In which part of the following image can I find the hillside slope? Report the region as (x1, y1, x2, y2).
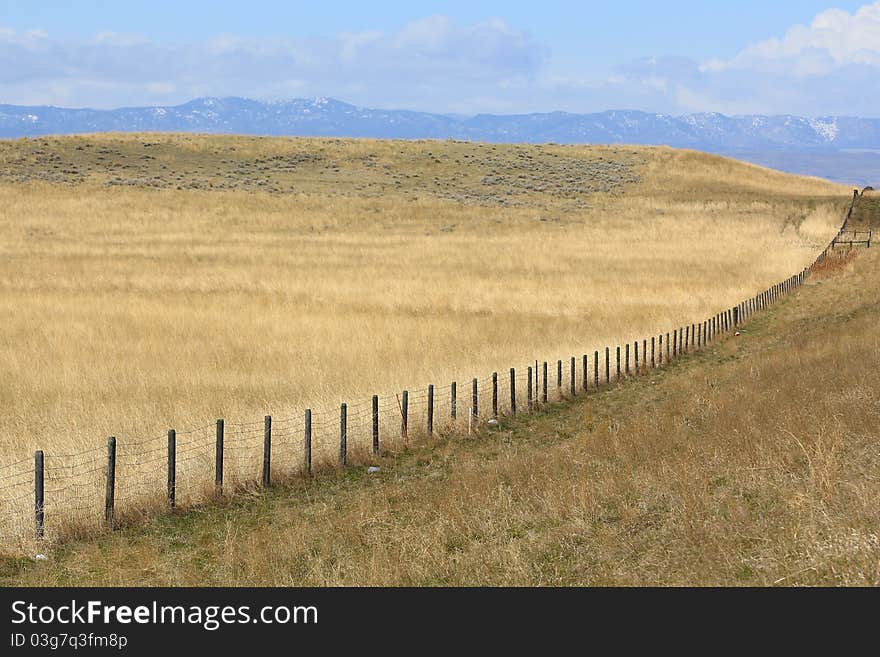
(4, 235, 878, 586)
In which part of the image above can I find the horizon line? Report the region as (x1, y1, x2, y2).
(1, 96, 877, 122)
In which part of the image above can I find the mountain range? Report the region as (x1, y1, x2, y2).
(2, 97, 878, 185)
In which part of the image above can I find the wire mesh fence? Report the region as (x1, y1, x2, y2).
(0, 191, 862, 554)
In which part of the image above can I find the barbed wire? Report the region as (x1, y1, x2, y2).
(0, 194, 860, 548)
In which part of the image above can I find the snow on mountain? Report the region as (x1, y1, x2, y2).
(1, 97, 879, 151)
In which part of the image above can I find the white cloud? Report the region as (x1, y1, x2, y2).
(0, 17, 546, 112)
(2, 7, 880, 117)
(607, 2, 880, 116)
(715, 2, 880, 72)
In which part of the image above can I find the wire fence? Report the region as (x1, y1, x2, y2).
(0, 190, 865, 554)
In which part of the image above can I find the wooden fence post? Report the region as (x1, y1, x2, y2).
(535, 361, 539, 400)
(428, 385, 434, 437)
(616, 348, 621, 381)
(472, 378, 478, 420)
(557, 359, 562, 393)
(492, 372, 498, 417)
(571, 356, 577, 395)
(372, 396, 379, 456)
(451, 382, 457, 419)
(666, 332, 670, 362)
(658, 334, 663, 366)
(634, 341, 639, 373)
(734, 306, 739, 327)
(305, 409, 312, 477)
(401, 392, 408, 445)
(582, 355, 588, 391)
(215, 419, 224, 495)
(339, 405, 347, 467)
(34, 450, 44, 539)
(651, 337, 655, 369)
(625, 343, 630, 375)
(594, 351, 599, 388)
(263, 415, 272, 485)
(673, 330, 677, 358)
(527, 366, 533, 411)
(509, 368, 516, 415)
(167, 429, 176, 510)
(105, 436, 116, 530)
(605, 347, 610, 384)
(543, 362, 548, 403)
(642, 340, 647, 370)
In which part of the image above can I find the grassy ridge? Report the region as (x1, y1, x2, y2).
(4, 238, 877, 586)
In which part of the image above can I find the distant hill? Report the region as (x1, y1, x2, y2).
(2, 96, 878, 185)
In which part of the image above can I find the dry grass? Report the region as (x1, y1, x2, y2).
(0, 134, 849, 552)
(3, 237, 877, 586)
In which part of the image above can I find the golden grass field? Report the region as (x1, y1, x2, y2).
(0, 133, 851, 553)
(3, 196, 878, 586)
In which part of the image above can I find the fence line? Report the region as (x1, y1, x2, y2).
(0, 190, 864, 553)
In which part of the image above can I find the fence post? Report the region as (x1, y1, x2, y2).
(492, 372, 498, 417)
(651, 337, 655, 368)
(472, 378, 478, 420)
(594, 351, 599, 388)
(339, 404, 347, 467)
(167, 429, 176, 510)
(734, 306, 739, 327)
(372, 395, 379, 456)
(658, 334, 663, 366)
(263, 415, 272, 486)
(673, 329, 677, 358)
(542, 362, 548, 402)
(666, 332, 670, 362)
(428, 385, 434, 437)
(615, 348, 621, 380)
(605, 347, 610, 384)
(509, 368, 516, 415)
(527, 367, 533, 411)
(401, 391, 408, 445)
(582, 355, 588, 391)
(642, 340, 647, 370)
(305, 409, 312, 477)
(34, 450, 44, 540)
(571, 356, 577, 395)
(451, 382, 457, 419)
(105, 436, 116, 530)
(557, 359, 562, 393)
(634, 341, 639, 373)
(215, 419, 224, 495)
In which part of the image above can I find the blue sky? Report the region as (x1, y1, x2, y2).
(1, 1, 879, 116)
